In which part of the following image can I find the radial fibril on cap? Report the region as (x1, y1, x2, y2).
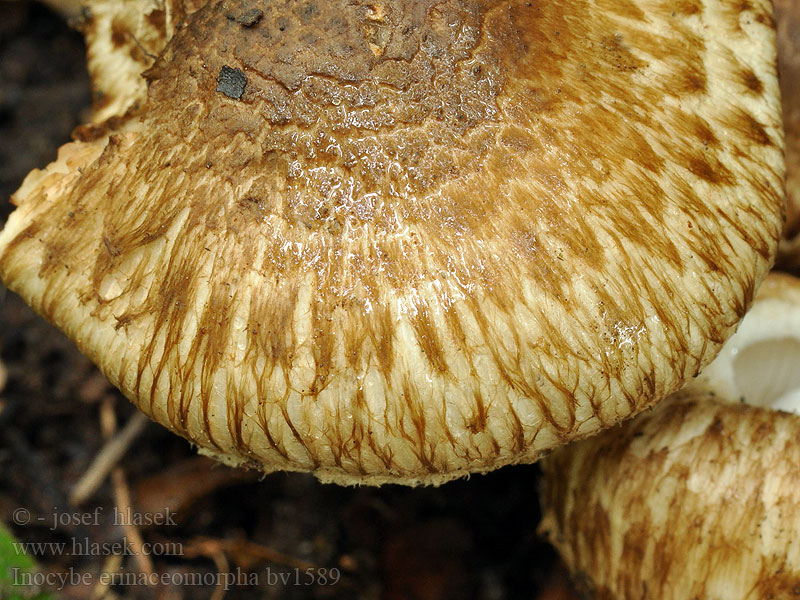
(0, 0, 785, 485)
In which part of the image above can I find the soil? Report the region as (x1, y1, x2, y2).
(0, 4, 577, 599)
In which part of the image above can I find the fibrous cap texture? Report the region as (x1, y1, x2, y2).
(0, 0, 785, 485)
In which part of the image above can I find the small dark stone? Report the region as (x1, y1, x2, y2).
(215, 66, 247, 100)
(225, 8, 263, 27)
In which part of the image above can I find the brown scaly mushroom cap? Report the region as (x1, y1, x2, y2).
(0, 0, 785, 485)
(538, 273, 800, 598)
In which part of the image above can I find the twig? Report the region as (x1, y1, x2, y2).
(184, 537, 316, 571)
(0, 358, 7, 394)
(98, 399, 154, 577)
(92, 554, 123, 599)
(111, 466, 154, 575)
(69, 409, 150, 506)
(209, 548, 230, 600)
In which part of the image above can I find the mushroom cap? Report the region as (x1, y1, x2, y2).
(0, 0, 785, 485)
(73, 0, 207, 125)
(538, 393, 800, 599)
(538, 272, 800, 598)
(77, 0, 171, 125)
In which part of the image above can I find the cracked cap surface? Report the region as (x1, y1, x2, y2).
(0, 0, 785, 484)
